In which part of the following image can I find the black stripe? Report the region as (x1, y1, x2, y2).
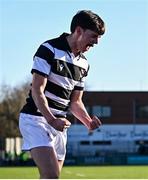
(21, 110, 43, 117)
(34, 45, 54, 64)
(46, 97, 68, 111)
(31, 69, 48, 77)
(54, 114, 66, 118)
(20, 91, 43, 116)
(51, 59, 85, 81)
(45, 81, 72, 100)
(46, 33, 71, 52)
(74, 86, 84, 91)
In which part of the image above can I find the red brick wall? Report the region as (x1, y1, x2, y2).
(68, 91, 148, 125)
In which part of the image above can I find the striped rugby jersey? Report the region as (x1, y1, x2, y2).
(21, 33, 89, 118)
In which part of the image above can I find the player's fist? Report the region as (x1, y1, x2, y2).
(50, 118, 71, 132)
(89, 116, 102, 130)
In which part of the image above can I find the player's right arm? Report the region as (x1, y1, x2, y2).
(70, 90, 101, 130)
(31, 73, 71, 131)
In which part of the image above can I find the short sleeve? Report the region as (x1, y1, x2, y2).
(74, 65, 90, 91)
(31, 42, 54, 77)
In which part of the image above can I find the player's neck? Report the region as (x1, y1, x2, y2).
(66, 34, 80, 57)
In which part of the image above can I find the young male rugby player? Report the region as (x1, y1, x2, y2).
(19, 10, 105, 179)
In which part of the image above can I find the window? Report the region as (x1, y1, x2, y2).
(136, 105, 148, 118)
(135, 140, 148, 145)
(80, 141, 90, 145)
(93, 141, 111, 145)
(92, 105, 111, 117)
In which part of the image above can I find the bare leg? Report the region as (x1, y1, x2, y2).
(30, 146, 60, 179)
(58, 160, 64, 172)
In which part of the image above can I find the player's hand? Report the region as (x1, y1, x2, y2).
(89, 116, 102, 130)
(50, 118, 71, 132)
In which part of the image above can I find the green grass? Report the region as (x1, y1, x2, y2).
(0, 166, 147, 179)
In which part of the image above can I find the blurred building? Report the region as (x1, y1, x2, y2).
(66, 91, 148, 164)
(1, 91, 148, 165)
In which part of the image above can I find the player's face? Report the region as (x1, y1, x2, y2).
(77, 28, 101, 53)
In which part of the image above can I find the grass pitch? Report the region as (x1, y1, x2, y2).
(0, 166, 147, 179)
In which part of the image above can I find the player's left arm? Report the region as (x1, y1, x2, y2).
(70, 90, 102, 130)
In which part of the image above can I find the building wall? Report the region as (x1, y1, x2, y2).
(67, 124, 148, 154)
(69, 91, 148, 124)
(66, 91, 148, 155)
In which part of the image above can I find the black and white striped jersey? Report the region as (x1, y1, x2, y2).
(21, 33, 89, 118)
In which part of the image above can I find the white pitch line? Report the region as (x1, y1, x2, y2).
(65, 170, 72, 174)
(76, 173, 86, 177)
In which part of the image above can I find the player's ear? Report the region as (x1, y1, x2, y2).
(75, 26, 84, 36)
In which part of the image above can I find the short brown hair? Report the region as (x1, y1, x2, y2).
(70, 10, 105, 35)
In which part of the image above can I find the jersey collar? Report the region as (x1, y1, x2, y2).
(58, 33, 72, 53)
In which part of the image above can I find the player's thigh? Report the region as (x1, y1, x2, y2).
(30, 146, 59, 176)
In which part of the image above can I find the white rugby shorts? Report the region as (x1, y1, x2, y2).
(19, 113, 67, 160)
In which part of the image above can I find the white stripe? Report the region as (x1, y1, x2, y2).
(45, 91, 70, 106)
(36, 42, 87, 89)
(48, 72, 78, 90)
(33, 56, 51, 75)
(75, 80, 85, 88)
(45, 46, 89, 70)
(54, 48, 89, 70)
(72, 56, 89, 70)
(75, 76, 86, 88)
(49, 107, 67, 116)
(43, 43, 72, 63)
(42, 42, 55, 53)
(54, 48, 71, 62)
